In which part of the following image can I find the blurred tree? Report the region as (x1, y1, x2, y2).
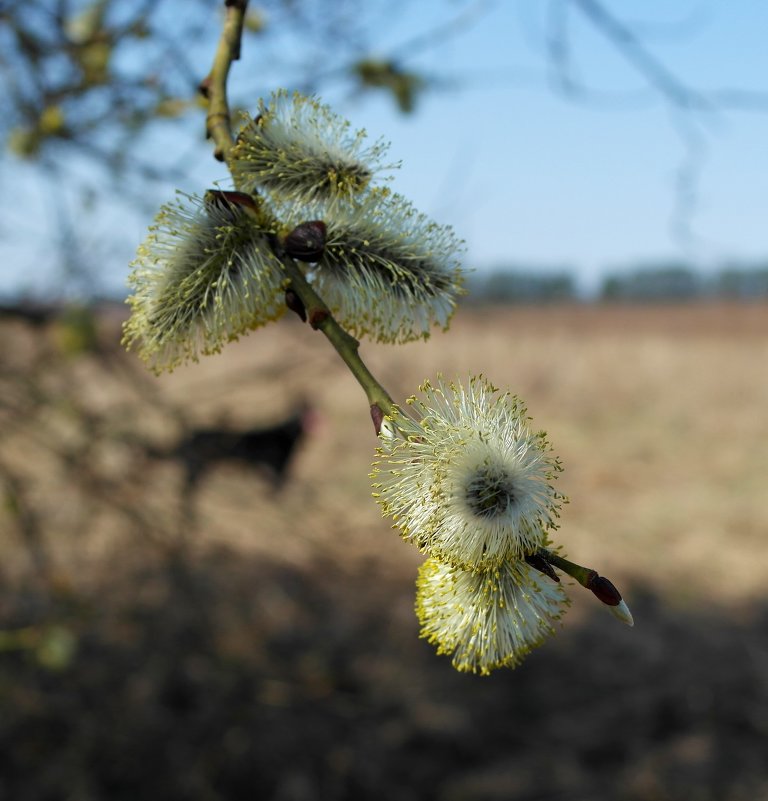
(600, 262, 702, 301)
(467, 268, 577, 304)
(0, 0, 449, 297)
(3, 1, 768, 299)
(2, 0, 205, 171)
(0, 0, 436, 174)
(714, 264, 768, 299)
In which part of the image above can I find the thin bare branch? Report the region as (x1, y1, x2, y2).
(201, 0, 248, 162)
(569, 0, 712, 111)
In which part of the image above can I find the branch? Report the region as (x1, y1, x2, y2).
(532, 548, 634, 626)
(279, 257, 397, 425)
(200, 0, 248, 162)
(569, 0, 712, 111)
(202, 0, 397, 433)
(550, 2, 768, 114)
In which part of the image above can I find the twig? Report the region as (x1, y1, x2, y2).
(569, 0, 712, 111)
(200, 0, 249, 162)
(279, 257, 396, 422)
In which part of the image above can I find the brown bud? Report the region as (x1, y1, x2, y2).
(285, 289, 307, 322)
(524, 553, 560, 583)
(198, 76, 212, 99)
(283, 221, 327, 263)
(204, 190, 259, 213)
(370, 404, 385, 435)
(588, 575, 622, 607)
(309, 309, 329, 330)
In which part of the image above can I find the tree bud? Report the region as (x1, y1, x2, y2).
(370, 403, 385, 434)
(587, 574, 622, 606)
(524, 552, 560, 582)
(283, 221, 327, 262)
(309, 309, 329, 329)
(204, 189, 259, 213)
(285, 289, 307, 322)
(608, 599, 634, 627)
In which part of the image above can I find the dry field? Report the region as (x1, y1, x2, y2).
(1, 302, 767, 800)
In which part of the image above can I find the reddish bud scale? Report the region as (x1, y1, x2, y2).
(198, 76, 212, 99)
(524, 553, 560, 583)
(309, 309, 329, 329)
(370, 403, 385, 435)
(204, 190, 259, 213)
(285, 289, 307, 322)
(283, 221, 327, 262)
(587, 575, 623, 606)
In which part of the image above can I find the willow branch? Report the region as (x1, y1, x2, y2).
(200, 0, 248, 162)
(279, 258, 397, 424)
(570, 0, 712, 112)
(538, 547, 632, 625)
(543, 549, 597, 588)
(203, 0, 397, 432)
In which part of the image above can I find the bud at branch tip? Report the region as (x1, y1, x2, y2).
(536, 548, 634, 626)
(609, 599, 634, 627)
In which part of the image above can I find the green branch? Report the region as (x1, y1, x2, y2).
(543, 550, 598, 589)
(279, 258, 397, 423)
(538, 548, 634, 625)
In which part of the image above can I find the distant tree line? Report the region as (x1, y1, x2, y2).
(465, 268, 577, 304)
(466, 263, 768, 304)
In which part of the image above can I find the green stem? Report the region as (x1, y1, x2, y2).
(280, 258, 397, 422)
(540, 549, 597, 588)
(541, 548, 632, 624)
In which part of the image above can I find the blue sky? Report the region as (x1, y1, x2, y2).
(329, 0, 768, 291)
(2, 0, 768, 297)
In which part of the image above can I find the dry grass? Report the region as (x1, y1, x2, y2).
(3, 302, 767, 605)
(154, 302, 768, 605)
(2, 302, 768, 801)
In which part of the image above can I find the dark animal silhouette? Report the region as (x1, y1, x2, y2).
(0, 303, 58, 327)
(155, 403, 317, 497)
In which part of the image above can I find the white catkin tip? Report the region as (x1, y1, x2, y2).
(609, 599, 634, 627)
